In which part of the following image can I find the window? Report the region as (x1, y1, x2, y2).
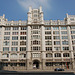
(32, 31, 39, 34)
(54, 47, 60, 51)
(62, 41, 68, 45)
(20, 36, 26, 40)
(20, 47, 26, 51)
(20, 41, 26, 45)
(45, 41, 52, 45)
(32, 40, 40, 45)
(12, 32, 18, 35)
(61, 27, 67, 30)
(3, 41, 9, 46)
(20, 32, 26, 35)
(46, 47, 52, 51)
(71, 35, 75, 39)
(11, 47, 18, 51)
(61, 31, 67, 34)
(32, 35, 40, 39)
(71, 31, 75, 34)
(46, 62, 53, 66)
(45, 36, 51, 40)
(11, 54, 17, 58)
(63, 53, 70, 57)
(19, 54, 26, 58)
(4, 32, 10, 35)
(73, 46, 75, 50)
(5, 27, 11, 30)
(62, 47, 69, 50)
(13, 27, 19, 30)
(33, 26, 39, 29)
(32, 53, 40, 58)
(46, 53, 52, 57)
(45, 31, 51, 34)
(62, 36, 68, 39)
(55, 53, 61, 57)
(21, 27, 27, 30)
(2, 54, 9, 58)
(54, 41, 60, 45)
(4, 36, 10, 40)
(32, 46, 40, 51)
(53, 31, 59, 34)
(53, 27, 59, 30)
(45, 27, 51, 30)
(12, 42, 18, 46)
(54, 36, 60, 39)
(12, 36, 18, 40)
(72, 40, 75, 45)
(70, 26, 75, 29)
(3, 47, 9, 51)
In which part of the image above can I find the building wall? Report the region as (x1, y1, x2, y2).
(0, 7, 75, 71)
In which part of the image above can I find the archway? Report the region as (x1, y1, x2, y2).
(33, 60, 40, 69)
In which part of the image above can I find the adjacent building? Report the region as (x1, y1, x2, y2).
(0, 6, 75, 71)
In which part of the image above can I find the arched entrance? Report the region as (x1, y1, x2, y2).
(33, 60, 40, 69)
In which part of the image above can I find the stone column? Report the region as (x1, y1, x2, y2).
(41, 26, 45, 70)
(26, 26, 31, 70)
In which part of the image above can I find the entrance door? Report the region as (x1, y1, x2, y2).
(33, 60, 39, 69)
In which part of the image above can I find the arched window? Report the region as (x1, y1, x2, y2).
(55, 53, 61, 57)
(63, 53, 70, 57)
(2, 54, 9, 58)
(46, 53, 52, 57)
(11, 53, 17, 58)
(19, 54, 26, 58)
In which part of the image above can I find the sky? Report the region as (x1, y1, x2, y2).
(0, 0, 75, 21)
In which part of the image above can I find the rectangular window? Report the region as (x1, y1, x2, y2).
(45, 41, 52, 45)
(54, 47, 60, 51)
(45, 31, 51, 34)
(5, 27, 11, 30)
(54, 36, 60, 39)
(71, 31, 75, 34)
(32, 53, 40, 58)
(61, 31, 67, 34)
(4, 36, 10, 40)
(72, 40, 75, 45)
(62, 41, 68, 45)
(12, 42, 18, 46)
(46, 47, 52, 51)
(11, 47, 18, 51)
(53, 31, 59, 34)
(73, 46, 75, 50)
(61, 27, 67, 30)
(62, 36, 68, 39)
(32, 47, 40, 51)
(32, 31, 39, 34)
(12, 36, 18, 40)
(45, 36, 51, 40)
(20, 41, 26, 45)
(20, 47, 26, 51)
(12, 32, 18, 35)
(70, 26, 75, 29)
(20, 36, 26, 40)
(54, 41, 60, 45)
(45, 27, 51, 30)
(20, 32, 26, 35)
(4, 32, 10, 35)
(13, 27, 19, 30)
(62, 47, 69, 50)
(32, 35, 40, 39)
(3, 41, 9, 46)
(3, 47, 9, 51)
(71, 35, 75, 39)
(21, 27, 27, 30)
(53, 27, 59, 30)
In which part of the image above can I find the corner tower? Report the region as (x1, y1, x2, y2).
(28, 6, 44, 24)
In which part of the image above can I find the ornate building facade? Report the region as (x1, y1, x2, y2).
(0, 6, 75, 71)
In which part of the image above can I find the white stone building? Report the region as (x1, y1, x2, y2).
(0, 6, 75, 71)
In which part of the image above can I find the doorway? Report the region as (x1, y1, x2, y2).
(33, 60, 39, 69)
